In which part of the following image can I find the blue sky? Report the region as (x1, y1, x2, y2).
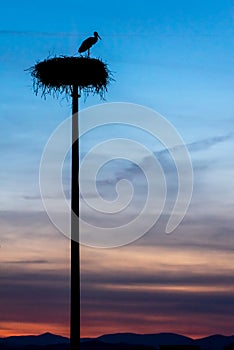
(0, 0, 234, 338)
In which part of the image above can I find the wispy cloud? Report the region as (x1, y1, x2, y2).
(150, 133, 233, 163)
(184, 133, 233, 153)
(3, 259, 49, 264)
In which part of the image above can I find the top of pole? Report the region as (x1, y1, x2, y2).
(71, 85, 81, 99)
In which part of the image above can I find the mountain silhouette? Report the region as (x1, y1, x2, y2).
(81, 340, 156, 350)
(0, 332, 69, 347)
(1, 332, 234, 350)
(196, 335, 234, 350)
(98, 333, 194, 346)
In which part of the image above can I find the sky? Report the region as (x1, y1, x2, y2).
(0, 0, 234, 340)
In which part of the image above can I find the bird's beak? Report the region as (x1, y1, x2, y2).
(98, 34, 102, 40)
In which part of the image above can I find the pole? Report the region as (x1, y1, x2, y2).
(70, 84, 80, 350)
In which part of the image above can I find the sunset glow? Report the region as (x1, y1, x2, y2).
(0, 0, 234, 341)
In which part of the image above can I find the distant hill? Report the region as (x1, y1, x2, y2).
(0, 344, 69, 350)
(98, 332, 194, 347)
(81, 340, 157, 350)
(196, 335, 234, 350)
(98, 333, 234, 350)
(0, 332, 69, 347)
(0, 332, 234, 350)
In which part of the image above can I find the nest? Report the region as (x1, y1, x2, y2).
(27, 56, 112, 99)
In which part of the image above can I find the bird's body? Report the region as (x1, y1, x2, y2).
(78, 31, 101, 56)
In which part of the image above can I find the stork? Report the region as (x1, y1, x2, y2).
(78, 31, 101, 57)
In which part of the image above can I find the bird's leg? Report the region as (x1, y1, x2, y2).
(88, 48, 90, 57)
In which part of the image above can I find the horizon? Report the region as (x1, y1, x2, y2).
(2, 330, 234, 341)
(1, 0, 234, 341)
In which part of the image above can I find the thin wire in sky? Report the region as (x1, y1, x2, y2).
(0, 30, 232, 38)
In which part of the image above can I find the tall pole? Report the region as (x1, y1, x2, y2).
(70, 84, 80, 350)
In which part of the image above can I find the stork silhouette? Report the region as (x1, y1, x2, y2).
(78, 31, 101, 57)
